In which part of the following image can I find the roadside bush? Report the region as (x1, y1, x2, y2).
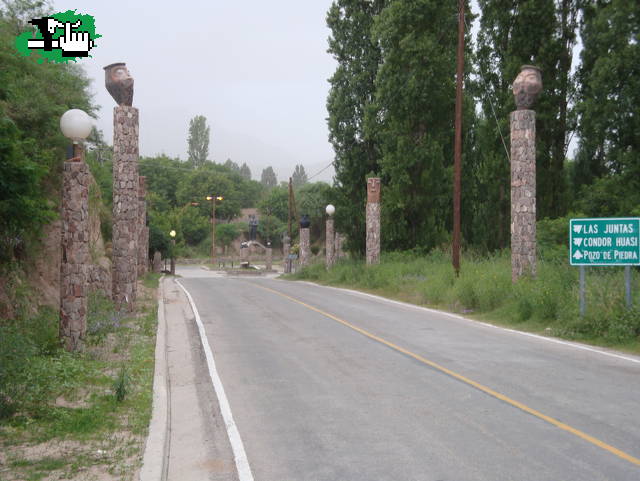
(87, 291, 123, 345)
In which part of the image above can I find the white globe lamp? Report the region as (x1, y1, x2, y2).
(60, 109, 93, 143)
(325, 204, 335, 216)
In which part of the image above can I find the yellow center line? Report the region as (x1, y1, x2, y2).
(253, 282, 640, 468)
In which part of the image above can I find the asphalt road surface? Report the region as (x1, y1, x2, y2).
(178, 272, 640, 481)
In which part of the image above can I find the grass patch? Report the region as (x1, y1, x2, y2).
(142, 272, 161, 289)
(0, 281, 159, 480)
(288, 249, 640, 352)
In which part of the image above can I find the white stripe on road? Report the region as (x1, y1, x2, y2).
(176, 280, 255, 481)
(295, 281, 640, 365)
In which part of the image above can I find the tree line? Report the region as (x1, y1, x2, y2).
(327, 0, 639, 255)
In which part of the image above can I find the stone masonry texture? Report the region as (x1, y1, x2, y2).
(510, 109, 537, 281)
(60, 161, 90, 351)
(326, 218, 335, 269)
(137, 176, 148, 276)
(112, 106, 139, 310)
(366, 178, 381, 265)
(300, 227, 311, 268)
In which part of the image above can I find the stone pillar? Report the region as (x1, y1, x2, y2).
(510, 110, 537, 281)
(266, 247, 273, 271)
(283, 236, 291, 274)
(112, 106, 139, 310)
(299, 228, 311, 268)
(240, 245, 249, 264)
(326, 217, 335, 269)
(366, 178, 381, 265)
(153, 251, 162, 273)
(60, 158, 90, 352)
(137, 176, 147, 277)
(336, 233, 346, 260)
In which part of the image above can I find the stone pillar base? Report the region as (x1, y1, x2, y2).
(60, 160, 90, 352)
(300, 228, 311, 267)
(326, 218, 335, 269)
(366, 203, 381, 265)
(112, 106, 139, 310)
(510, 109, 537, 281)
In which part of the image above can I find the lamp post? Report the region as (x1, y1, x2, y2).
(59, 108, 93, 352)
(169, 229, 176, 275)
(206, 195, 223, 267)
(325, 204, 336, 269)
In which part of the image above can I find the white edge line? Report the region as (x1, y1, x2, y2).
(290, 280, 640, 365)
(176, 280, 255, 481)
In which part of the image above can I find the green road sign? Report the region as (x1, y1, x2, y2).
(570, 218, 640, 266)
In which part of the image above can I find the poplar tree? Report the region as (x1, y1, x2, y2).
(573, 0, 639, 215)
(187, 115, 210, 167)
(240, 162, 252, 180)
(291, 164, 308, 188)
(371, 0, 462, 250)
(326, 0, 385, 255)
(260, 166, 278, 189)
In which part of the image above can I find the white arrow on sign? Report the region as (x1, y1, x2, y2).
(573, 238, 583, 246)
(573, 225, 583, 233)
(573, 250, 583, 260)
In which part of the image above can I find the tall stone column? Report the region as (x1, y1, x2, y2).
(299, 228, 310, 268)
(335, 232, 343, 260)
(510, 65, 542, 282)
(326, 217, 335, 269)
(266, 245, 273, 271)
(137, 176, 147, 277)
(366, 178, 381, 265)
(60, 157, 90, 352)
(112, 105, 139, 310)
(283, 235, 291, 273)
(299, 214, 311, 268)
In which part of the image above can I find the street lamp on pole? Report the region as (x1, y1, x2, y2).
(206, 195, 224, 267)
(169, 229, 176, 275)
(59, 108, 93, 351)
(325, 204, 336, 269)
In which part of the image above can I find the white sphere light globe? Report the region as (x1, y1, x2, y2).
(326, 204, 335, 216)
(60, 109, 93, 142)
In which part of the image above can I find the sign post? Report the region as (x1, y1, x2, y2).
(570, 218, 640, 315)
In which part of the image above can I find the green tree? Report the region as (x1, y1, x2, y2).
(258, 186, 289, 224)
(239, 162, 251, 180)
(291, 164, 308, 188)
(0, 113, 53, 260)
(216, 223, 240, 254)
(371, 0, 463, 250)
(260, 166, 278, 189)
(326, 0, 384, 255)
(573, 0, 639, 216)
(0, 2, 95, 261)
(224, 158, 240, 173)
(175, 164, 243, 220)
(139, 155, 185, 209)
(187, 115, 210, 167)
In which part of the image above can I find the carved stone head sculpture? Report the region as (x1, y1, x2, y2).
(104, 62, 134, 106)
(367, 177, 381, 203)
(512, 65, 542, 110)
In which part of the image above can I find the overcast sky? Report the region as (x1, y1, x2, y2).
(51, 0, 338, 183)
(50, 1, 492, 183)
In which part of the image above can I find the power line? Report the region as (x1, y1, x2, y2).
(307, 161, 335, 182)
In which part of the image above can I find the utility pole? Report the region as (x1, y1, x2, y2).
(453, 0, 465, 277)
(288, 177, 293, 241)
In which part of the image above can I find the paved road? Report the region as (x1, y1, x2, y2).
(178, 272, 640, 481)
